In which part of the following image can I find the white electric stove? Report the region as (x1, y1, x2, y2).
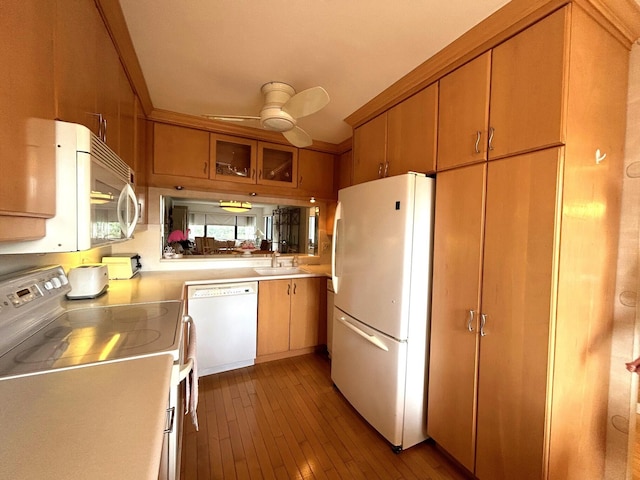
(0, 265, 183, 380)
(0, 265, 189, 480)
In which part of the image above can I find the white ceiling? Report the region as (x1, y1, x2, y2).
(119, 0, 509, 145)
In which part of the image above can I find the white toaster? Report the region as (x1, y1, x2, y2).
(66, 265, 109, 299)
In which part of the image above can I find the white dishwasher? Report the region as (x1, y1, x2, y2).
(187, 282, 258, 376)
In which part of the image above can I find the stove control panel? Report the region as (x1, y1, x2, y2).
(0, 266, 71, 311)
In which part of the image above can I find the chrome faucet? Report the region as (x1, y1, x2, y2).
(271, 251, 281, 268)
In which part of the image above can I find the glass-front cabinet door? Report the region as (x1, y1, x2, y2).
(209, 133, 257, 184)
(257, 141, 298, 188)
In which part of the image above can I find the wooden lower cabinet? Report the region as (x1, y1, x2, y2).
(257, 277, 324, 359)
(428, 149, 559, 479)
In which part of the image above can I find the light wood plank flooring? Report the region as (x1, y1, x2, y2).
(180, 353, 468, 480)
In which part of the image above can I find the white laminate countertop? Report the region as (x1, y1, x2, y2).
(0, 354, 174, 480)
(63, 264, 331, 307)
(0, 263, 330, 480)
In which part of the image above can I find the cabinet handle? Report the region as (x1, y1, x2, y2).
(259, 169, 263, 179)
(293, 283, 297, 294)
(203, 162, 207, 174)
(102, 118, 107, 143)
(378, 163, 383, 177)
(474, 131, 481, 154)
(252, 168, 256, 179)
(488, 127, 495, 151)
(480, 313, 487, 337)
(299, 176, 303, 185)
(287, 284, 290, 295)
(164, 406, 175, 434)
(467, 310, 475, 332)
(383, 161, 389, 177)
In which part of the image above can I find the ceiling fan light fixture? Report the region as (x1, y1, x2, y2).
(262, 116, 295, 132)
(220, 200, 252, 213)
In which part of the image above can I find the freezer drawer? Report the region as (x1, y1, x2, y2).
(331, 307, 408, 449)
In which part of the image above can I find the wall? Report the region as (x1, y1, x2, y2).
(606, 39, 640, 479)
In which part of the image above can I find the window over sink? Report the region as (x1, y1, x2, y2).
(161, 195, 320, 257)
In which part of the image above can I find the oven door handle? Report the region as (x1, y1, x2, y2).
(178, 358, 193, 382)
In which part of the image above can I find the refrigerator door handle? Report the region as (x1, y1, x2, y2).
(337, 316, 389, 352)
(331, 201, 342, 293)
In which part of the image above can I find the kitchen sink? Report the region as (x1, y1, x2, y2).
(253, 267, 303, 276)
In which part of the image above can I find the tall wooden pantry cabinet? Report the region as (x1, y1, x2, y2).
(427, 3, 634, 480)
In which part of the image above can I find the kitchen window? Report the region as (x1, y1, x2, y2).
(188, 213, 256, 241)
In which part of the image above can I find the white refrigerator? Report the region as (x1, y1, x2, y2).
(331, 172, 434, 451)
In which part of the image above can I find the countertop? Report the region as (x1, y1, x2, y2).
(64, 264, 331, 307)
(0, 354, 174, 480)
(3, 263, 330, 479)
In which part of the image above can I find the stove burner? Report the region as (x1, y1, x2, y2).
(61, 305, 170, 327)
(13, 329, 162, 365)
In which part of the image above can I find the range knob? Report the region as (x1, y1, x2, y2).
(58, 274, 69, 286)
(43, 281, 53, 291)
(51, 277, 62, 289)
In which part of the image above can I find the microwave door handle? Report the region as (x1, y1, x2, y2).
(125, 184, 139, 238)
(117, 184, 139, 238)
(117, 188, 127, 238)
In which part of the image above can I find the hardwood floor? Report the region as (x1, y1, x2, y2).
(180, 353, 468, 480)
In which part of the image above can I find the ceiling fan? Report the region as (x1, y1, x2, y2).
(203, 82, 330, 148)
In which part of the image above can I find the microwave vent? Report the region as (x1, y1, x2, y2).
(89, 133, 131, 184)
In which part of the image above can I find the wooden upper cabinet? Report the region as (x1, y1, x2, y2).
(437, 52, 491, 170)
(55, 0, 101, 134)
(336, 150, 353, 191)
(210, 133, 257, 184)
(353, 113, 387, 185)
(257, 141, 298, 188)
(298, 150, 335, 197)
(56, 0, 137, 167)
(489, 8, 567, 159)
(95, 20, 122, 153)
(153, 123, 210, 178)
(387, 83, 438, 175)
(0, 0, 56, 240)
(353, 83, 437, 185)
(118, 66, 136, 169)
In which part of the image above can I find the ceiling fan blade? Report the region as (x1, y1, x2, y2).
(282, 126, 313, 148)
(282, 86, 330, 119)
(203, 114, 261, 122)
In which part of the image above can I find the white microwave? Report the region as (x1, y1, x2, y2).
(0, 121, 138, 254)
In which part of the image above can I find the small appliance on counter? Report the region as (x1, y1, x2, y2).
(66, 264, 109, 299)
(101, 254, 141, 279)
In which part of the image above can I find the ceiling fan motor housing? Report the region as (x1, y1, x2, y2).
(260, 83, 297, 132)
